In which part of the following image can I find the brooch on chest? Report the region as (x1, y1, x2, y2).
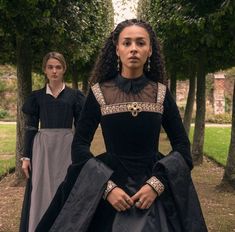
(127, 102, 141, 117)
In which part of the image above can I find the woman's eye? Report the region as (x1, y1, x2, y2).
(137, 41, 145, 46)
(56, 65, 62, 70)
(123, 41, 131, 46)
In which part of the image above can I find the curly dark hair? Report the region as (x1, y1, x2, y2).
(89, 19, 167, 85)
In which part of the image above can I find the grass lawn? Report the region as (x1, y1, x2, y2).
(0, 124, 16, 176)
(0, 157, 15, 177)
(0, 124, 16, 154)
(190, 127, 231, 166)
(0, 124, 231, 176)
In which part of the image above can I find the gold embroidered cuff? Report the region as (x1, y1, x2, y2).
(103, 180, 117, 200)
(146, 176, 164, 196)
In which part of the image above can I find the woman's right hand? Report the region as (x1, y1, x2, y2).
(107, 187, 134, 212)
(22, 160, 31, 179)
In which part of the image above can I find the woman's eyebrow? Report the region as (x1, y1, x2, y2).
(122, 37, 147, 40)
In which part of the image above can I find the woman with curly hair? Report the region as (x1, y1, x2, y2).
(36, 19, 207, 232)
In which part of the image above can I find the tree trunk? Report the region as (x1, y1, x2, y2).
(169, 71, 177, 100)
(222, 80, 235, 189)
(15, 36, 32, 180)
(82, 76, 89, 95)
(192, 56, 206, 165)
(183, 71, 196, 135)
(71, 63, 78, 89)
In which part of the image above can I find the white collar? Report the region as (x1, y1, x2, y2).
(46, 83, 65, 97)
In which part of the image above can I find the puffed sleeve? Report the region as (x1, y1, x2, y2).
(71, 88, 101, 166)
(152, 88, 193, 183)
(21, 91, 40, 159)
(73, 90, 85, 128)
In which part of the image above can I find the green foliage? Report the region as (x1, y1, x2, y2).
(138, 0, 235, 79)
(32, 73, 45, 90)
(0, 79, 6, 92)
(0, 109, 9, 119)
(0, 0, 114, 83)
(206, 113, 232, 124)
(49, 1, 114, 62)
(225, 95, 232, 113)
(0, 0, 57, 33)
(225, 67, 235, 77)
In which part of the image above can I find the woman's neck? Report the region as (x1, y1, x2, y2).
(121, 69, 143, 79)
(48, 81, 64, 97)
(48, 81, 63, 90)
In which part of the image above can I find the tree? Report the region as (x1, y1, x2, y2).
(138, 0, 198, 131)
(138, 0, 235, 165)
(0, 0, 114, 180)
(222, 79, 235, 188)
(66, 0, 114, 92)
(0, 0, 55, 180)
(221, 67, 235, 188)
(183, 70, 196, 135)
(47, 0, 114, 91)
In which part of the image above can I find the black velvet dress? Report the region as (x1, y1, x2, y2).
(36, 75, 207, 232)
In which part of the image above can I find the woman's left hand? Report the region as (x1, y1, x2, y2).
(131, 184, 158, 209)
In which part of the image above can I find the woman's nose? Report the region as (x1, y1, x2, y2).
(130, 43, 137, 52)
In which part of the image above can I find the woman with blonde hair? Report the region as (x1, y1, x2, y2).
(19, 52, 84, 232)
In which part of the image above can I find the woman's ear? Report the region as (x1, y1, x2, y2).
(149, 47, 152, 57)
(116, 45, 119, 57)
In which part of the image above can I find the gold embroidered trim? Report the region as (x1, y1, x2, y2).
(103, 180, 117, 199)
(146, 176, 165, 196)
(91, 82, 167, 117)
(101, 102, 163, 116)
(91, 83, 106, 106)
(157, 83, 167, 106)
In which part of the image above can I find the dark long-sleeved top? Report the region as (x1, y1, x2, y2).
(36, 74, 195, 231)
(22, 86, 85, 159)
(71, 74, 193, 187)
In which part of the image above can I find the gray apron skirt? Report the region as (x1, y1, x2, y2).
(28, 129, 73, 232)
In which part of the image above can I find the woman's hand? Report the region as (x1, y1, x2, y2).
(107, 187, 134, 212)
(22, 160, 31, 179)
(131, 184, 158, 209)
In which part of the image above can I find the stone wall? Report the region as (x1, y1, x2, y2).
(213, 72, 225, 114)
(175, 74, 234, 115)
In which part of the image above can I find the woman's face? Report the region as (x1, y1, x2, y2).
(116, 25, 152, 76)
(44, 58, 65, 83)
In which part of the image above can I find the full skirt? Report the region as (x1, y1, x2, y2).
(20, 129, 73, 232)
